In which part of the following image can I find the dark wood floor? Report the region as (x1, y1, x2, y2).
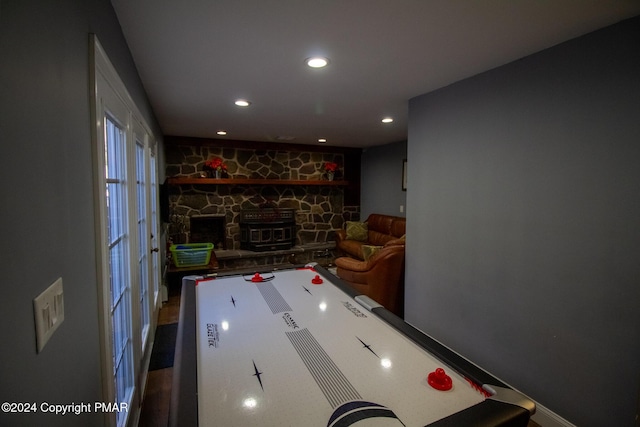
(138, 286, 542, 427)
(139, 289, 180, 427)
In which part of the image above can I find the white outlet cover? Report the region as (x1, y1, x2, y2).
(33, 277, 64, 353)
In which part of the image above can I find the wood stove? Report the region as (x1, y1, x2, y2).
(240, 208, 296, 251)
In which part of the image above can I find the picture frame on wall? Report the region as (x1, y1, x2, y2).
(402, 159, 407, 191)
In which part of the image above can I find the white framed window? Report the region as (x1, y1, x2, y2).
(90, 35, 160, 427)
(105, 115, 134, 427)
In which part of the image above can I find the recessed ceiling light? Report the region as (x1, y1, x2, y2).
(381, 117, 394, 123)
(306, 57, 329, 68)
(217, 130, 227, 135)
(235, 99, 251, 107)
(318, 138, 327, 143)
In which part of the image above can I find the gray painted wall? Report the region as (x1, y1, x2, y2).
(361, 140, 408, 218)
(0, 1, 161, 425)
(406, 17, 639, 426)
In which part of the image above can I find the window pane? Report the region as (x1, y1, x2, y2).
(104, 115, 134, 425)
(136, 141, 149, 344)
(150, 151, 159, 295)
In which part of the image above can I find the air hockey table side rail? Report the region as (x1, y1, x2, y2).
(169, 264, 535, 427)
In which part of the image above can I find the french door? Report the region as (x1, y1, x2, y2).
(91, 36, 160, 427)
(134, 126, 150, 350)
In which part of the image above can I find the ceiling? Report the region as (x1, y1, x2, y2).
(111, 0, 640, 148)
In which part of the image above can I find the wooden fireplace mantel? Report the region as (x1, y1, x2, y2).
(166, 177, 349, 186)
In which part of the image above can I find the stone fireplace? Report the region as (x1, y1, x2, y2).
(165, 141, 361, 250)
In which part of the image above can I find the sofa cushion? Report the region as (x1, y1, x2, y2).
(339, 239, 365, 260)
(362, 244, 383, 262)
(368, 230, 395, 246)
(384, 234, 406, 247)
(367, 214, 394, 234)
(345, 221, 368, 241)
(390, 219, 406, 238)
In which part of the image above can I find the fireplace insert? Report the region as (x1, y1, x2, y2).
(239, 208, 296, 251)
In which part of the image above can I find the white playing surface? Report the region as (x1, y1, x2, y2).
(195, 268, 484, 426)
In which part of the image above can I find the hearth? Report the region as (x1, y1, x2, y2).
(240, 208, 296, 252)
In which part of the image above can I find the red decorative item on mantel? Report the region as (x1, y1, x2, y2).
(324, 162, 338, 172)
(204, 157, 228, 178)
(324, 162, 338, 181)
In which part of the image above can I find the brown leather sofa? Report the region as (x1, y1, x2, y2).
(335, 214, 406, 260)
(334, 214, 406, 317)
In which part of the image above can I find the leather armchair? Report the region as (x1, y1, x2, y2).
(335, 242, 405, 317)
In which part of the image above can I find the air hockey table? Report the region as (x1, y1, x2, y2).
(170, 265, 535, 427)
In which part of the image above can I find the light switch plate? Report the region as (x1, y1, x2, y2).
(33, 277, 64, 353)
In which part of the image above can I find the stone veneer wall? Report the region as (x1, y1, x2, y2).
(165, 144, 360, 249)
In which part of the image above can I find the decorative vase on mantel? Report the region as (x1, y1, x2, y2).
(323, 162, 338, 181)
(205, 169, 222, 178)
(204, 157, 227, 179)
